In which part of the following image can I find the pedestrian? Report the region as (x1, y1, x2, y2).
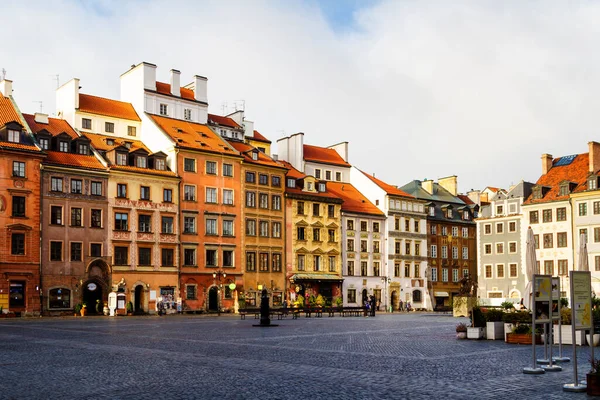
(370, 295, 376, 317)
(399, 300, 403, 312)
(364, 299, 370, 317)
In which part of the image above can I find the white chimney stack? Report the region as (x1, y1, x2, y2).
(194, 75, 208, 103)
(0, 79, 13, 97)
(170, 69, 181, 97)
(34, 113, 49, 124)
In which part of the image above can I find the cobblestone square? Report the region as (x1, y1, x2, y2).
(0, 313, 594, 399)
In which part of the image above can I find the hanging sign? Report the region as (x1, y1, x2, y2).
(533, 275, 551, 323)
(571, 271, 592, 330)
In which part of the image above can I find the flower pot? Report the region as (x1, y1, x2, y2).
(467, 327, 485, 339)
(456, 332, 467, 339)
(587, 334, 600, 347)
(553, 325, 584, 345)
(103, 306, 109, 316)
(506, 332, 542, 345)
(486, 321, 505, 340)
(587, 373, 600, 396)
(80, 307, 87, 317)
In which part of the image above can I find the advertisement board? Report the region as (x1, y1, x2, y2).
(534, 274, 552, 323)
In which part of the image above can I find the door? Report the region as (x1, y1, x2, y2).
(391, 291, 397, 312)
(134, 285, 143, 314)
(9, 281, 25, 309)
(82, 281, 103, 314)
(208, 286, 218, 311)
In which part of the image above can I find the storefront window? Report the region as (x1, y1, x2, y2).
(49, 288, 71, 309)
(272, 292, 282, 306)
(9, 281, 25, 307)
(246, 292, 256, 307)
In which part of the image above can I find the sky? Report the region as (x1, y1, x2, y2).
(2, 0, 600, 194)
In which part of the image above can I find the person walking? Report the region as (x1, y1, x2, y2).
(370, 295, 376, 317)
(399, 300, 404, 312)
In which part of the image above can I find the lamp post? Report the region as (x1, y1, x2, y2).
(381, 276, 392, 312)
(212, 270, 226, 316)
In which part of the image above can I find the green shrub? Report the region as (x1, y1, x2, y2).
(316, 294, 325, 307)
(471, 306, 486, 327)
(500, 301, 515, 311)
(74, 303, 82, 314)
(295, 294, 304, 308)
(502, 311, 531, 324)
(335, 297, 343, 308)
(512, 324, 531, 334)
(485, 308, 504, 322)
(560, 297, 569, 308)
(561, 307, 572, 325)
(126, 301, 133, 313)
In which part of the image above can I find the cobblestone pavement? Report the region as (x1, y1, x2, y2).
(0, 313, 596, 399)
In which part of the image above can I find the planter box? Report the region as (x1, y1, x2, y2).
(486, 321, 504, 340)
(467, 327, 486, 339)
(553, 325, 584, 345)
(506, 333, 542, 345)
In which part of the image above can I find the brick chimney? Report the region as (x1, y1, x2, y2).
(589, 142, 600, 173)
(170, 69, 180, 97)
(541, 153, 553, 175)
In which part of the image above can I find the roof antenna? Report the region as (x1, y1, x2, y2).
(33, 101, 43, 113)
(221, 101, 228, 115)
(50, 74, 60, 89)
(1, 68, 6, 80)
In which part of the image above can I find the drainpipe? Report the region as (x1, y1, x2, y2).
(39, 163, 44, 316)
(176, 148, 181, 310)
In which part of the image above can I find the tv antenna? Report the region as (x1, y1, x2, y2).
(1, 68, 6, 81)
(50, 74, 59, 89)
(232, 100, 245, 112)
(33, 101, 43, 113)
(221, 101, 228, 115)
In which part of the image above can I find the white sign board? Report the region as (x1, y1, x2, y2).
(533, 274, 551, 323)
(571, 271, 592, 330)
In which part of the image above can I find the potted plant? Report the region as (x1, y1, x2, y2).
(588, 357, 600, 396)
(294, 294, 304, 308)
(587, 307, 600, 346)
(506, 324, 542, 344)
(485, 308, 505, 340)
(500, 301, 515, 312)
(467, 306, 486, 339)
(335, 296, 343, 310)
(456, 322, 468, 339)
(74, 303, 82, 316)
(316, 294, 325, 308)
(80, 302, 87, 317)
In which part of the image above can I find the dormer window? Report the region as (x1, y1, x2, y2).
(106, 139, 115, 146)
(307, 182, 314, 191)
(124, 142, 132, 149)
(251, 151, 258, 161)
(59, 141, 69, 152)
(39, 138, 49, 150)
(116, 152, 127, 166)
(78, 144, 88, 155)
(8, 129, 20, 143)
(317, 183, 326, 192)
(287, 178, 296, 188)
(155, 158, 166, 171)
(589, 176, 598, 191)
(429, 206, 435, 217)
(533, 186, 543, 199)
(447, 209, 453, 218)
(136, 156, 147, 168)
(463, 210, 469, 220)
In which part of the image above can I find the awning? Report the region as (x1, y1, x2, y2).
(434, 291, 450, 297)
(290, 273, 344, 282)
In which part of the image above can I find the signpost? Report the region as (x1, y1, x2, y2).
(524, 274, 551, 374)
(542, 277, 561, 371)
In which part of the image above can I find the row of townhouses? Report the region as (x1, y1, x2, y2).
(0, 61, 482, 317)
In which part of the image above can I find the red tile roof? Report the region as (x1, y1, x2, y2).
(525, 153, 590, 204)
(303, 144, 350, 167)
(44, 151, 106, 171)
(252, 130, 271, 144)
(227, 141, 283, 169)
(327, 182, 384, 216)
(457, 194, 475, 205)
(78, 94, 141, 121)
(155, 81, 196, 101)
(110, 165, 177, 177)
(486, 186, 500, 193)
(207, 113, 241, 129)
(360, 170, 414, 198)
(278, 160, 340, 200)
(23, 114, 78, 139)
(0, 96, 23, 126)
(149, 114, 239, 156)
(278, 160, 304, 179)
(0, 141, 41, 152)
(83, 131, 150, 153)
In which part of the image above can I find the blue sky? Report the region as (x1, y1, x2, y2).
(311, 0, 379, 31)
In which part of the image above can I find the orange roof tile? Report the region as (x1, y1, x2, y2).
(23, 114, 78, 139)
(0, 141, 41, 152)
(78, 94, 141, 121)
(82, 132, 150, 153)
(277, 160, 340, 200)
(303, 144, 350, 167)
(525, 153, 590, 204)
(457, 194, 475, 205)
(149, 114, 239, 156)
(278, 160, 304, 179)
(155, 81, 196, 101)
(486, 186, 500, 193)
(207, 113, 241, 129)
(227, 141, 283, 169)
(111, 165, 177, 177)
(0, 96, 23, 126)
(44, 151, 106, 171)
(327, 182, 384, 216)
(252, 130, 271, 144)
(360, 170, 414, 198)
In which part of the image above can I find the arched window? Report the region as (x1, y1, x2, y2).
(48, 288, 71, 309)
(412, 289, 422, 303)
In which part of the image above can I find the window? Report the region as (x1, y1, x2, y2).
(271, 195, 281, 211)
(556, 232, 567, 247)
(430, 224, 437, 235)
(405, 220, 410, 232)
(496, 243, 504, 254)
(127, 125, 136, 136)
(246, 219, 256, 236)
(335, 172, 341, 181)
(328, 205, 335, 218)
(246, 252, 256, 271)
(485, 265, 492, 278)
(347, 239, 355, 252)
(206, 187, 217, 203)
(162, 216, 174, 234)
(12, 196, 25, 217)
(544, 260, 554, 275)
(246, 172, 256, 183)
(441, 245, 448, 258)
(509, 263, 518, 278)
(534, 235, 539, 249)
(259, 193, 269, 209)
(114, 246, 128, 265)
(116, 153, 127, 166)
(91, 209, 102, 228)
(257, 174, 268, 185)
(163, 189, 173, 203)
(452, 246, 458, 259)
(223, 163, 233, 177)
(484, 224, 491, 235)
(70, 242, 82, 261)
(442, 268, 448, 282)
(223, 250, 234, 267)
(246, 192, 256, 207)
(157, 248, 173, 267)
(184, 108, 192, 121)
(431, 267, 438, 282)
(184, 185, 196, 201)
(138, 248, 151, 265)
(404, 263, 410, 278)
(579, 202, 588, 216)
(496, 223, 503, 234)
(543, 233, 553, 248)
(558, 259, 568, 275)
(51, 177, 63, 192)
(206, 218, 217, 235)
(297, 227, 306, 240)
(361, 221, 368, 232)
(136, 156, 147, 169)
(313, 203, 320, 216)
(530, 211, 539, 224)
(429, 206, 435, 217)
(430, 245, 437, 258)
(50, 206, 63, 225)
(104, 122, 114, 133)
(361, 240, 368, 253)
(90, 181, 102, 196)
(117, 184, 127, 198)
(556, 207, 566, 221)
(325, 171, 332, 180)
(452, 269, 459, 282)
(12, 161, 25, 178)
(7, 129, 21, 143)
(462, 246, 468, 259)
(329, 229, 336, 243)
(462, 227, 468, 237)
(90, 243, 102, 257)
(272, 222, 281, 238)
(359, 261, 367, 276)
(114, 213, 128, 230)
(259, 253, 269, 272)
(223, 220, 234, 236)
(596, 256, 600, 272)
(79, 143, 88, 154)
(221, 189, 234, 205)
(11, 233, 25, 255)
(441, 226, 447, 236)
(508, 222, 516, 232)
(581, 228, 588, 242)
(541, 209, 552, 223)
(508, 242, 516, 253)
(184, 158, 196, 172)
(272, 176, 281, 187)
(496, 205, 504, 215)
(50, 241, 63, 261)
(314, 169, 321, 179)
(496, 264, 504, 279)
(69, 179, 82, 194)
(184, 249, 196, 266)
(206, 161, 217, 175)
(140, 186, 150, 200)
(39, 137, 49, 149)
(206, 249, 217, 266)
(312, 228, 321, 241)
(138, 215, 151, 232)
(70, 208, 82, 227)
(159, 103, 168, 116)
(81, 118, 91, 129)
(484, 244, 491, 254)
(48, 288, 71, 309)
(347, 220, 355, 230)
(297, 202, 305, 215)
(298, 254, 305, 271)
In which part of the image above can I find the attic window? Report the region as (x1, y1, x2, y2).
(287, 178, 296, 188)
(8, 129, 20, 143)
(106, 139, 115, 146)
(116, 152, 127, 166)
(429, 206, 435, 216)
(201, 133, 208, 138)
(589, 176, 598, 191)
(251, 151, 258, 161)
(317, 183, 326, 192)
(533, 186, 543, 200)
(124, 142, 132, 149)
(155, 158, 166, 171)
(558, 184, 569, 197)
(59, 141, 69, 152)
(136, 156, 147, 168)
(447, 209, 453, 218)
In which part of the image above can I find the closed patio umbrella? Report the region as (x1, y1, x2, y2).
(578, 232, 589, 272)
(523, 227, 536, 310)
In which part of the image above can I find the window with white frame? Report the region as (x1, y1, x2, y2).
(462, 227, 468, 237)
(205, 187, 217, 203)
(223, 189, 233, 205)
(441, 246, 448, 259)
(452, 246, 458, 259)
(442, 268, 448, 282)
(485, 265, 492, 278)
(431, 267, 438, 281)
(497, 264, 505, 278)
(430, 245, 437, 258)
(452, 226, 458, 236)
(184, 185, 196, 201)
(452, 269, 459, 282)
(184, 108, 192, 121)
(462, 246, 468, 259)
(205, 218, 217, 235)
(159, 104, 168, 116)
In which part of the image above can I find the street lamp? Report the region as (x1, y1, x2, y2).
(213, 270, 226, 316)
(381, 276, 392, 312)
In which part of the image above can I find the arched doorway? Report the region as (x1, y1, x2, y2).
(391, 290, 398, 312)
(208, 286, 219, 311)
(82, 280, 103, 314)
(362, 289, 368, 305)
(134, 285, 143, 314)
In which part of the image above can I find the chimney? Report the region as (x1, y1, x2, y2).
(422, 179, 434, 194)
(589, 142, 600, 173)
(438, 175, 458, 196)
(0, 79, 13, 97)
(541, 153, 553, 175)
(329, 142, 349, 162)
(170, 69, 181, 97)
(34, 113, 49, 124)
(193, 75, 208, 103)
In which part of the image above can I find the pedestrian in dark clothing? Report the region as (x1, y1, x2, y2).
(370, 295, 376, 317)
(399, 300, 404, 312)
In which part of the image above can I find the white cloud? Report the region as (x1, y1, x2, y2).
(2, 0, 600, 193)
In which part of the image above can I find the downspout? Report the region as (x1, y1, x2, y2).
(175, 148, 181, 310)
(39, 163, 44, 316)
